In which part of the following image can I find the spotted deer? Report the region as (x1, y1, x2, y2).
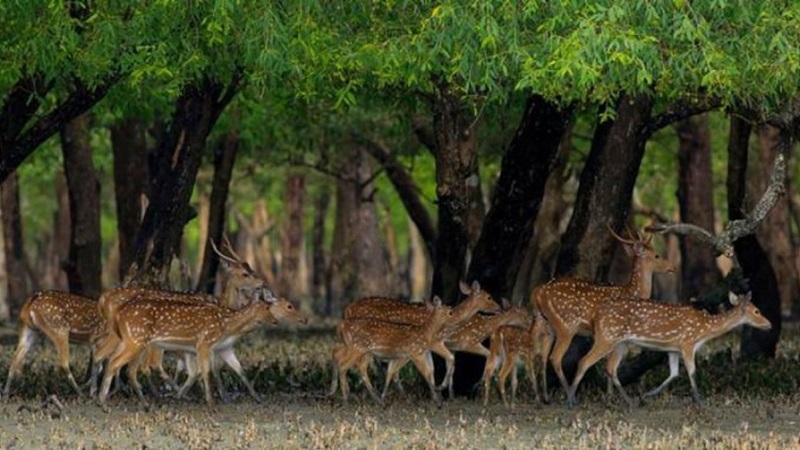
(2, 290, 105, 399)
(342, 281, 501, 397)
(330, 297, 453, 405)
(566, 292, 771, 406)
(92, 237, 270, 399)
(482, 310, 552, 407)
(532, 227, 674, 402)
(97, 288, 307, 406)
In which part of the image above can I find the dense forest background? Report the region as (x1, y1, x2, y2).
(1, 2, 800, 380)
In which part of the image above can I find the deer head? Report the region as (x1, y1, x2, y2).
(728, 291, 771, 330)
(608, 224, 674, 274)
(210, 235, 270, 308)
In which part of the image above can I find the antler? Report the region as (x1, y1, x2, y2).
(646, 152, 786, 259)
(607, 224, 639, 246)
(209, 237, 240, 265)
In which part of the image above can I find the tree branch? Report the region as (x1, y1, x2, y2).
(646, 151, 786, 258)
(642, 96, 722, 138)
(411, 115, 438, 156)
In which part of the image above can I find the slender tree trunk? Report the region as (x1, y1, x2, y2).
(0, 209, 7, 322)
(110, 118, 149, 281)
(311, 187, 329, 312)
(45, 172, 70, 290)
(431, 85, 479, 304)
(1, 172, 28, 318)
(61, 113, 102, 298)
(408, 217, 430, 302)
(755, 125, 800, 318)
(197, 131, 239, 293)
(727, 115, 781, 359)
(132, 75, 240, 286)
(676, 114, 721, 298)
(556, 95, 654, 279)
(278, 173, 307, 300)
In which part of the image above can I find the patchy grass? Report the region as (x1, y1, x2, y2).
(1, 322, 800, 449)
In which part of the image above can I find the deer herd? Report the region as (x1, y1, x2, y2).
(0, 228, 772, 411)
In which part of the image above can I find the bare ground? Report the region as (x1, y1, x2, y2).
(1, 323, 799, 449)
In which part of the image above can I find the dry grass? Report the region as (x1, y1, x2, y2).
(1, 321, 799, 449)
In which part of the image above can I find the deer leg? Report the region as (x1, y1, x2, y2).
(681, 349, 703, 405)
(126, 351, 147, 403)
(382, 357, 408, 401)
(2, 325, 37, 399)
(429, 342, 455, 392)
(481, 344, 502, 407)
(538, 332, 553, 404)
(197, 347, 214, 405)
(175, 354, 200, 400)
(566, 339, 613, 407)
(217, 348, 259, 403)
(523, 354, 539, 403)
(548, 331, 575, 397)
(45, 327, 82, 397)
(328, 346, 343, 398)
(410, 352, 441, 407)
(605, 344, 633, 406)
(643, 352, 680, 398)
(98, 342, 142, 405)
(356, 353, 381, 403)
(497, 354, 516, 408)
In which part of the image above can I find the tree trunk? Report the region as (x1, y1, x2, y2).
(727, 115, 781, 359)
(467, 95, 574, 299)
(278, 173, 307, 300)
(110, 118, 149, 282)
(451, 96, 573, 397)
(512, 123, 575, 302)
(131, 76, 240, 286)
(327, 146, 388, 313)
(60, 113, 102, 298)
(408, 216, 430, 302)
(1, 172, 28, 318)
(431, 85, 479, 304)
(197, 131, 239, 293)
(556, 95, 654, 280)
(0, 208, 7, 322)
(44, 172, 71, 291)
(755, 125, 800, 318)
(311, 187, 329, 312)
(676, 114, 721, 298)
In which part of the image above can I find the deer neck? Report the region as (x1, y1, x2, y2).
(450, 301, 478, 326)
(697, 307, 748, 343)
(220, 279, 239, 309)
(220, 302, 266, 339)
(626, 257, 652, 299)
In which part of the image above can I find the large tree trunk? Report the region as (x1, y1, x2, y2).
(728, 116, 781, 359)
(197, 131, 239, 293)
(431, 85, 479, 304)
(676, 114, 721, 298)
(556, 95, 654, 279)
(754, 125, 800, 318)
(467, 96, 574, 299)
(1, 172, 28, 318)
(131, 76, 240, 285)
(61, 113, 102, 298)
(278, 173, 307, 300)
(110, 118, 149, 282)
(451, 96, 573, 397)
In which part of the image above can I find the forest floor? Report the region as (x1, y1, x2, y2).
(1, 322, 799, 449)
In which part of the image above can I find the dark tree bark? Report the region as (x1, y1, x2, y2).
(728, 116, 781, 359)
(467, 95, 574, 299)
(131, 75, 241, 285)
(448, 95, 573, 397)
(431, 85, 479, 304)
(676, 114, 721, 298)
(1, 172, 28, 318)
(60, 113, 102, 298)
(278, 173, 307, 300)
(556, 95, 654, 280)
(755, 125, 800, 318)
(110, 118, 149, 282)
(197, 131, 239, 293)
(311, 187, 330, 313)
(41, 173, 70, 291)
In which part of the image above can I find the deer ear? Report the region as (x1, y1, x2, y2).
(743, 291, 752, 304)
(501, 298, 511, 310)
(471, 280, 480, 291)
(432, 296, 442, 308)
(261, 288, 277, 304)
(728, 291, 740, 306)
(459, 281, 471, 295)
